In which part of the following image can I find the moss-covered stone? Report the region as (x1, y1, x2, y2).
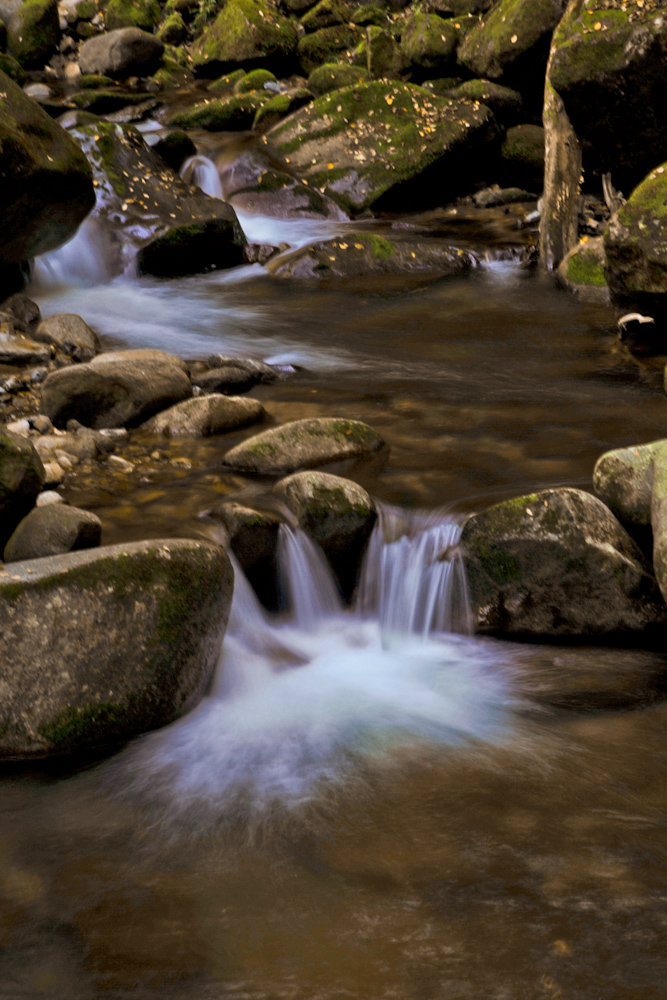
(400, 12, 457, 76)
(206, 66, 246, 93)
(7, 0, 59, 68)
(266, 79, 497, 214)
(458, 0, 563, 80)
(234, 66, 276, 92)
(136, 218, 247, 276)
(105, 0, 160, 32)
(157, 10, 186, 44)
(168, 90, 269, 130)
(500, 122, 545, 189)
(70, 87, 152, 113)
(253, 86, 313, 130)
(300, 0, 351, 32)
(593, 439, 664, 530)
(151, 52, 193, 88)
(351, 25, 402, 79)
(297, 23, 362, 73)
(449, 77, 522, 123)
(306, 59, 367, 94)
(192, 0, 298, 76)
(557, 235, 609, 301)
(0, 49, 24, 81)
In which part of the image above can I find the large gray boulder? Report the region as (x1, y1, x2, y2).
(41, 349, 193, 429)
(3, 503, 102, 562)
(266, 80, 498, 214)
(222, 417, 385, 475)
(0, 426, 45, 548)
(461, 487, 665, 636)
(78, 27, 164, 79)
(141, 394, 265, 438)
(0, 69, 95, 267)
(0, 539, 233, 758)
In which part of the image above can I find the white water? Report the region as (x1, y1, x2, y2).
(119, 512, 518, 821)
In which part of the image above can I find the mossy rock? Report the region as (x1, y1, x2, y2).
(592, 439, 664, 531)
(136, 218, 247, 276)
(500, 123, 544, 190)
(70, 87, 152, 113)
(222, 416, 385, 475)
(297, 23, 362, 74)
(0, 16, 6, 49)
(206, 67, 246, 94)
(0, 426, 45, 548)
(78, 71, 115, 87)
(300, 0, 352, 32)
(549, 0, 667, 190)
(192, 0, 298, 77)
(0, 50, 24, 80)
(350, 4, 388, 27)
(3, 504, 102, 563)
(458, 0, 563, 80)
(604, 162, 667, 316)
(104, 0, 160, 32)
(266, 79, 498, 214)
(400, 11, 457, 76)
(461, 487, 666, 637)
(351, 25, 403, 79)
(157, 10, 186, 44)
(306, 59, 367, 94)
(253, 86, 313, 131)
(0, 68, 95, 265)
(168, 90, 269, 130)
(234, 66, 276, 92)
(557, 236, 609, 302)
(0, 539, 233, 758)
(7, 0, 59, 68)
(449, 78, 522, 124)
(151, 52, 194, 88)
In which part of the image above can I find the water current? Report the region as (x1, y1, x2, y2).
(2, 162, 667, 999)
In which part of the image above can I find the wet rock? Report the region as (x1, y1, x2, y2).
(78, 27, 164, 78)
(593, 440, 661, 531)
(205, 354, 280, 384)
(604, 162, 667, 321)
(192, 0, 298, 77)
(472, 185, 535, 208)
(461, 487, 665, 636)
(41, 349, 192, 429)
(7, 0, 59, 68)
(272, 469, 376, 595)
(0, 425, 45, 547)
(269, 232, 476, 280)
(136, 218, 248, 278)
(151, 129, 197, 171)
(210, 499, 281, 605)
(548, 0, 667, 192)
(141, 394, 265, 437)
(0, 539, 233, 758)
(222, 416, 385, 475)
(538, 71, 580, 270)
(0, 69, 95, 267)
(650, 441, 667, 608)
(556, 236, 609, 302)
(0, 326, 51, 365)
(32, 313, 100, 362)
(0, 292, 41, 334)
(266, 79, 498, 214)
(33, 426, 102, 463)
(192, 366, 259, 395)
(3, 503, 102, 562)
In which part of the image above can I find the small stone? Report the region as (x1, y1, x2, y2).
(108, 455, 134, 472)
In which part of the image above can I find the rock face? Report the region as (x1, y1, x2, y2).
(3, 503, 102, 562)
(0, 426, 45, 547)
(272, 470, 376, 595)
(141, 394, 265, 437)
(604, 162, 667, 318)
(33, 313, 101, 362)
(0, 69, 95, 267)
(78, 27, 164, 79)
(548, 0, 667, 192)
(192, 0, 298, 76)
(461, 487, 665, 636)
(266, 80, 498, 214)
(0, 539, 233, 758)
(41, 349, 193, 429)
(222, 417, 385, 475)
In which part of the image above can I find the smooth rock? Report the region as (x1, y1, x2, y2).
(593, 440, 662, 530)
(0, 426, 45, 548)
(461, 486, 665, 636)
(141, 394, 265, 437)
(222, 417, 385, 475)
(0, 539, 233, 758)
(3, 503, 102, 562)
(33, 313, 101, 362)
(78, 27, 164, 78)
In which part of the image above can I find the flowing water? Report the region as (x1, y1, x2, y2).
(2, 166, 667, 998)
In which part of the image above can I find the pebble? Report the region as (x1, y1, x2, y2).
(108, 455, 135, 473)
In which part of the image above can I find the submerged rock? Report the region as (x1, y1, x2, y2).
(3, 503, 102, 562)
(461, 487, 665, 636)
(0, 425, 45, 548)
(222, 417, 385, 475)
(141, 394, 265, 437)
(266, 79, 498, 214)
(41, 349, 192, 429)
(0, 539, 233, 758)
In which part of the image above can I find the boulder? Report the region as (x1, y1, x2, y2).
(167, 92, 270, 131)
(297, 24, 362, 74)
(448, 78, 522, 125)
(140, 394, 265, 437)
(105, 0, 160, 32)
(400, 12, 457, 77)
(40, 349, 192, 429)
(548, 0, 667, 192)
(604, 162, 667, 319)
(306, 61, 367, 95)
(538, 73, 581, 270)
(222, 416, 385, 475)
(192, 0, 298, 77)
(0, 425, 45, 547)
(3, 503, 102, 561)
(210, 499, 281, 606)
(6, 0, 59, 68)
(593, 440, 662, 531)
(253, 87, 314, 132)
(272, 469, 376, 595)
(461, 487, 665, 636)
(0, 69, 95, 266)
(32, 312, 100, 361)
(269, 233, 476, 280)
(300, 0, 351, 32)
(70, 119, 246, 276)
(266, 80, 498, 214)
(191, 365, 260, 394)
(351, 26, 403, 80)
(0, 539, 233, 758)
(78, 27, 164, 78)
(556, 235, 609, 301)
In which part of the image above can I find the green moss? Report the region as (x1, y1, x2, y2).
(306, 60, 367, 94)
(105, 0, 161, 31)
(207, 67, 246, 93)
(168, 91, 267, 129)
(8, 0, 59, 68)
(37, 701, 133, 747)
(74, 0, 97, 19)
(78, 72, 115, 88)
(617, 164, 667, 228)
(245, 439, 280, 456)
(194, 0, 298, 72)
(400, 12, 457, 68)
(0, 52, 25, 83)
(566, 247, 608, 287)
(234, 67, 276, 92)
(158, 11, 186, 44)
(297, 24, 362, 73)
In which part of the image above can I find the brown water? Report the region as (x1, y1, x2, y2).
(4, 233, 667, 999)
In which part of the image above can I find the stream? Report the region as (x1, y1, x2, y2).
(1, 179, 667, 998)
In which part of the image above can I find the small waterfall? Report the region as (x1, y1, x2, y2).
(277, 524, 343, 626)
(356, 505, 471, 638)
(180, 154, 223, 199)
